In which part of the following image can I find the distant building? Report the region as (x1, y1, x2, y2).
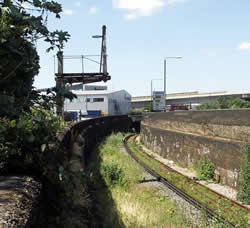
(67, 84, 107, 92)
(65, 84, 131, 116)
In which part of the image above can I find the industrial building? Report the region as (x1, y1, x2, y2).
(64, 84, 132, 117)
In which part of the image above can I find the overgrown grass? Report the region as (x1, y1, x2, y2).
(88, 133, 192, 227)
(128, 139, 250, 227)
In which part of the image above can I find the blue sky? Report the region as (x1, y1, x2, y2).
(34, 0, 250, 97)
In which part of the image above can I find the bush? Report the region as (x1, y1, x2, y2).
(237, 145, 250, 204)
(101, 163, 126, 187)
(197, 156, 215, 181)
(0, 107, 65, 174)
(197, 96, 250, 110)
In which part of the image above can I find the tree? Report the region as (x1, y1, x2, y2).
(0, 0, 70, 117)
(197, 96, 250, 110)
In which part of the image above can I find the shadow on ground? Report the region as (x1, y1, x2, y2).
(86, 145, 126, 228)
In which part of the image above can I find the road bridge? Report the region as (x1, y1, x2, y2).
(131, 91, 250, 109)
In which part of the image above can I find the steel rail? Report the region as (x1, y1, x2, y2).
(140, 146, 250, 211)
(123, 135, 236, 227)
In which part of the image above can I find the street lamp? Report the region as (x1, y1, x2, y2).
(151, 78, 162, 111)
(164, 56, 183, 110)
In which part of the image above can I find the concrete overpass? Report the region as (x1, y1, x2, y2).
(131, 91, 250, 109)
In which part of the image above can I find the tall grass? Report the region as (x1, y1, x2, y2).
(88, 133, 191, 227)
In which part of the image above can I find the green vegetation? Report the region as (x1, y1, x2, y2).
(197, 96, 250, 110)
(0, 0, 76, 174)
(237, 145, 250, 205)
(197, 156, 215, 181)
(88, 133, 191, 227)
(128, 139, 250, 227)
(0, 0, 71, 118)
(0, 107, 65, 174)
(0, 1, 81, 226)
(101, 163, 126, 187)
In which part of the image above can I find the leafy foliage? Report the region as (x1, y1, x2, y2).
(0, 0, 70, 118)
(0, 1, 81, 226)
(197, 96, 250, 110)
(237, 145, 250, 204)
(101, 163, 126, 187)
(0, 0, 69, 50)
(197, 156, 215, 181)
(0, 0, 74, 177)
(0, 107, 65, 174)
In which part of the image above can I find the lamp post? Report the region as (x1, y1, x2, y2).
(164, 56, 182, 111)
(151, 78, 162, 111)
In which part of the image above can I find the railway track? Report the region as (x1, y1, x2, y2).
(123, 134, 250, 227)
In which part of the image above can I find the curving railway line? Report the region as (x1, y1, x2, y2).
(123, 134, 250, 227)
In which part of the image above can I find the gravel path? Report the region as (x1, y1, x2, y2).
(0, 176, 41, 228)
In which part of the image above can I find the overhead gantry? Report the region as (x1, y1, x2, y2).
(55, 25, 111, 117)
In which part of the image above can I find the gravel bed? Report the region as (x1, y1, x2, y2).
(139, 172, 206, 227)
(121, 146, 205, 226)
(125, 137, 250, 226)
(0, 176, 41, 228)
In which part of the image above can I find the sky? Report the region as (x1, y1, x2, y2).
(34, 0, 250, 97)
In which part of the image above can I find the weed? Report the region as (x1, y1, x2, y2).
(101, 163, 126, 187)
(197, 156, 215, 181)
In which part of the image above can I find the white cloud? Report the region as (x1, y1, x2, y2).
(89, 7, 98, 15)
(75, 1, 81, 7)
(167, 0, 185, 6)
(113, 0, 185, 20)
(63, 9, 73, 15)
(113, 0, 165, 20)
(238, 42, 250, 50)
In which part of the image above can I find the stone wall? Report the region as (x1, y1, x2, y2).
(140, 110, 250, 188)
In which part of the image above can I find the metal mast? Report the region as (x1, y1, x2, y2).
(55, 25, 111, 118)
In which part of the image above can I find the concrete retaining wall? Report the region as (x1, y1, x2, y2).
(140, 110, 250, 189)
(0, 115, 133, 228)
(51, 115, 132, 227)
